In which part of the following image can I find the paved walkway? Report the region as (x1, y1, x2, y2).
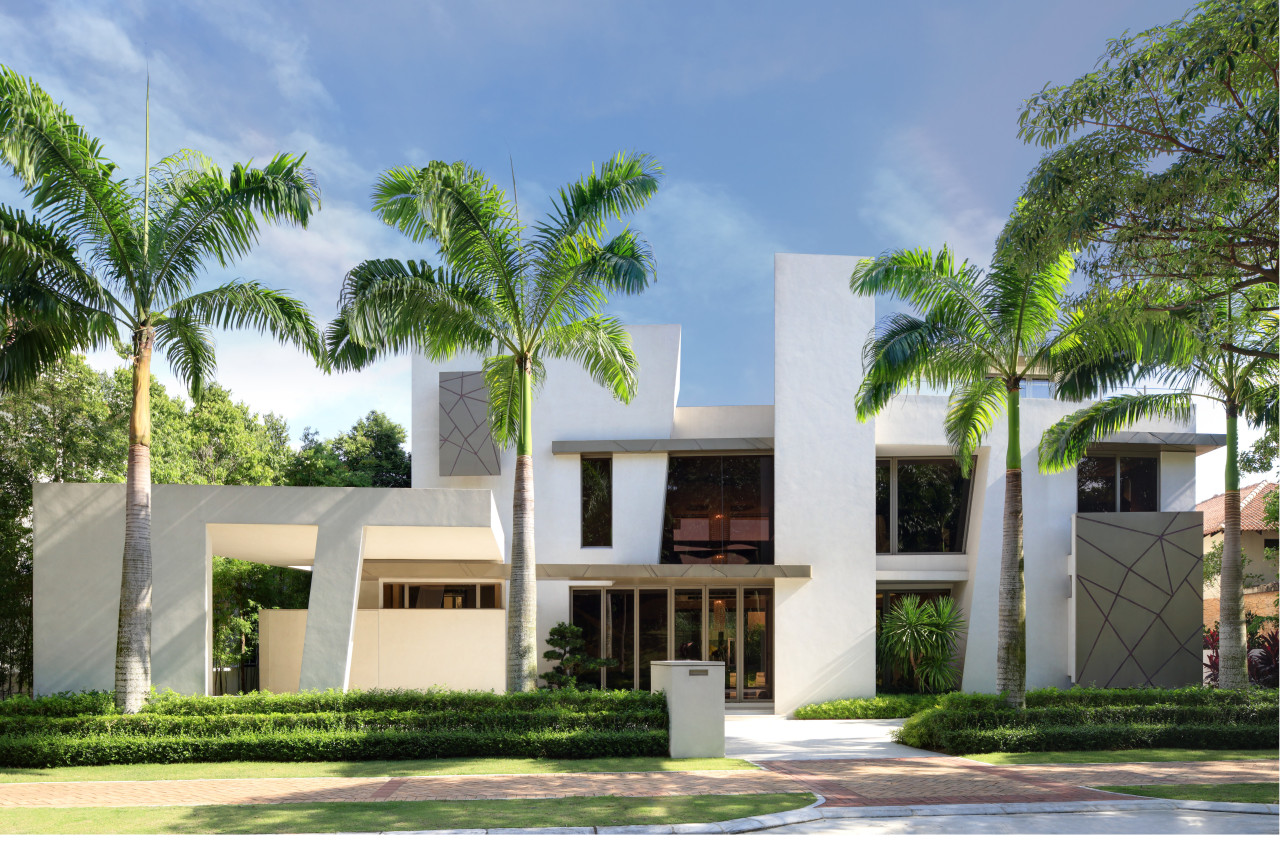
(726, 717, 936, 761)
(0, 759, 1272, 810)
(0, 769, 803, 809)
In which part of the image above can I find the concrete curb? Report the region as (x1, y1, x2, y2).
(815, 798, 1280, 819)
(379, 798, 827, 835)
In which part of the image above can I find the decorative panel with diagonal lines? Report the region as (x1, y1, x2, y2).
(439, 371, 501, 476)
(1074, 512, 1203, 688)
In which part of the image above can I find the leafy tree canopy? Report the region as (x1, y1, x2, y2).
(1005, 0, 1277, 317)
(284, 410, 410, 487)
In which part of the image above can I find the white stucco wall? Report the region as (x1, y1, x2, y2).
(772, 252, 877, 713)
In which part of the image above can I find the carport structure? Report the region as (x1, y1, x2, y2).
(33, 484, 504, 696)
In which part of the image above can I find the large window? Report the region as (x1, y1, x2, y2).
(581, 457, 612, 547)
(876, 458, 973, 554)
(382, 583, 501, 609)
(660, 455, 774, 564)
(1077, 455, 1158, 513)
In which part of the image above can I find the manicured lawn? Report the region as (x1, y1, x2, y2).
(1095, 783, 1278, 805)
(0, 793, 817, 834)
(0, 756, 752, 784)
(960, 748, 1278, 765)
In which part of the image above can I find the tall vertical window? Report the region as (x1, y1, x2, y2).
(1077, 455, 1158, 513)
(660, 455, 774, 564)
(876, 458, 973, 554)
(581, 456, 612, 547)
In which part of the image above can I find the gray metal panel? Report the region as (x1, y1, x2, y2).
(1074, 511, 1203, 688)
(551, 437, 774, 455)
(439, 371, 501, 476)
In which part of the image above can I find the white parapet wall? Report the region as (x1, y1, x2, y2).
(651, 661, 726, 758)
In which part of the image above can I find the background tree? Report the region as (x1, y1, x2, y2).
(328, 153, 660, 691)
(1005, 0, 1277, 332)
(851, 246, 1079, 707)
(284, 411, 411, 487)
(0, 68, 321, 711)
(1039, 295, 1277, 689)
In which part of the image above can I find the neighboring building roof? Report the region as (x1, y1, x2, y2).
(1196, 480, 1278, 535)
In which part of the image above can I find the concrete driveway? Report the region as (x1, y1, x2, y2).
(725, 716, 939, 761)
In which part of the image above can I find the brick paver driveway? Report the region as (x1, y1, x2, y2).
(0, 759, 1273, 810)
(756, 758, 1280, 808)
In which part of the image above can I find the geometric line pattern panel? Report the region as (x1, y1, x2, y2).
(1075, 512, 1203, 688)
(1075, 512, 1203, 686)
(439, 371, 501, 476)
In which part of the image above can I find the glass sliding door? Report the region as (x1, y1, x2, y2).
(604, 589, 636, 690)
(637, 590, 669, 691)
(674, 588, 703, 660)
(708, 588, 738, 701)
(570, 589, 604, 689)
(742, 588, 773, 702)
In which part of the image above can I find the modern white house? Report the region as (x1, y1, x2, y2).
(33, 253, 1221, 713)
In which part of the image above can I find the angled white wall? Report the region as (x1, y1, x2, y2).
(772, 252, 876, 713)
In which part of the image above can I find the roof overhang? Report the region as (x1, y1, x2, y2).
(1087, 431, 1227, 456)
(551, 437, 772, 455)
(536, 563, 809, 579)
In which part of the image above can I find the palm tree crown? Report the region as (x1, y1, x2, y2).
(328, 153, 661, 690)
(851, 245, 1078, 707)
(0, 67, 322, 711)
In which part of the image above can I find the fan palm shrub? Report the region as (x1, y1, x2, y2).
(878, 594, 967, 693)
(0, 68, 322, 711)
(851, 246, 1080, 707)
(327, 154, 661, 691)
(1039, 294, 1277, 689)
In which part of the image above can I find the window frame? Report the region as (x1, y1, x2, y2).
(379, 581, 504, 610)
(580, 454, 614, 548)
(876, 456, 975, 555)
(1077, 452, 1161, 513)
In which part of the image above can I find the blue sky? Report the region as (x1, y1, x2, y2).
(1, 0, 1254, 497)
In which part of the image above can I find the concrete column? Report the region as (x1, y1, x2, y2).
(299, 523, 366, 690)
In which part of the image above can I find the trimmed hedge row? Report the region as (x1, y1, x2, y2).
(0, 728, 668, 768)
(0, 708, 668, 738)
(0, 687, 664, 718)
(0, 688, 671, 766)
(894, 687, 1279, 753)
(794, 694, 943, 720)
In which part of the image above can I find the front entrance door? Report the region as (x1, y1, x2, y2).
(570, 585, 773, 702)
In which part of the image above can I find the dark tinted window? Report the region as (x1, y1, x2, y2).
(876, 460, 890, 554)
(581, 457, 612, 547)
(1120, 457, 1158, 512)
(570, 589, 603, 688)
(897, 460, 971, 553)
(661, 455, 774, 564)
(1077, 457, 1116, 512)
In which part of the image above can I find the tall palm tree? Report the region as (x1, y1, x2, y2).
(328, 154, 661, 691)
(0, 68, 322, 712)
(851, 246, 1078, 708)
(1039, 295, 1277, 689)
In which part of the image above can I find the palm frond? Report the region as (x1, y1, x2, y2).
(163, 279, 321, 361)
(539, 314, 639, 402)
(1038, 392, 1193, 473)
(944, 377, 1007, 476)
(482, 353, 545, 449)
(850, 247, 996, 342)
(855, 313, 991, 418)
(530, 152, 661, 256)
(983, 250, 1073, 352)
(152, 311, 216, 402)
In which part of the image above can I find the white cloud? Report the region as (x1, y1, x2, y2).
(50, 14, 146, 74)
(858, 127, 1006, 272)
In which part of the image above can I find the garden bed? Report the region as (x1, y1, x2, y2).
(0, 688, 669, 768)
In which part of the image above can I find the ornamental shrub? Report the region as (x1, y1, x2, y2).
(794, 694, 944, 719)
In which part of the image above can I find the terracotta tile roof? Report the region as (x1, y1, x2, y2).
(1196, 480, 1278, 535)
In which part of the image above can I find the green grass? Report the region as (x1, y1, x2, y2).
(960, 748, 1279, 765)
(1095, 783, 1278, 805)
(0, 756, 752, 784)
(0, 793, 817, 834)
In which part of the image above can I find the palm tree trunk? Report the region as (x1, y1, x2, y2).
(997, 389, 1027, 708)
(1218, 408, 1247, 689)
(506, 361, 538, 691)
(115, 327, 154, 713)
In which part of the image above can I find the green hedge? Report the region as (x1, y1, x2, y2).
(794, 694, 944, 719)
(894, 687, 1279, 753)
(0, 728, 668, 767)
(0, 688, 670, 767)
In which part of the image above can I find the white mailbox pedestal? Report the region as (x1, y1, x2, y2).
(650, 661, 725, 758)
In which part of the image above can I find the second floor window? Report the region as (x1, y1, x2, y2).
(877, 458, 973, 554)
(1077, 455, 1158, 513)
(661, 455, 774, 564)
(581, 456, 613, 547)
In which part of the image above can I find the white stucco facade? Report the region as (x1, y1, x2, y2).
(31, 252, 1219, 711)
